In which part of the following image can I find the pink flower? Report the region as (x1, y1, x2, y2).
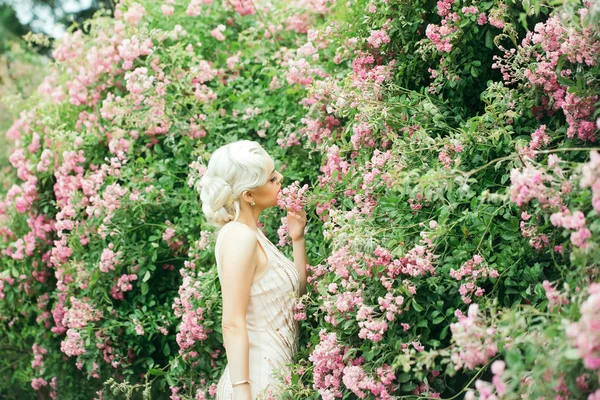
(542, 280, 569, 310)
(450, 304, 498, 370)
(367, 29, 391, 49)
(173, 276, 210, 353)
(123, 3, 145, 27)
(437, 0, 454, 16)
(60, 329, 87, 356)
(309, 330, 345, 398)
(210, 24, 226, 41)
(31, 378, 48, 390)
(566, 283, 600, 371)
(462, 6, 479, 14)
(161, 4, 174, 16)
(277, 181, 309, 213)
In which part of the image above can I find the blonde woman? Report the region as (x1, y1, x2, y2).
(197, 140, 308, 399)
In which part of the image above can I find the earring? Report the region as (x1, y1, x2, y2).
(251, 201, 255, 206)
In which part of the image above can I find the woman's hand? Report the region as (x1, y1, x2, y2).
(287, 209, 307, 242)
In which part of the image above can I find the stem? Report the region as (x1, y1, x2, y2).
(475, 203, 509, 253)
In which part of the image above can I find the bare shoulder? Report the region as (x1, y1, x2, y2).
(219, 222, 258, 256)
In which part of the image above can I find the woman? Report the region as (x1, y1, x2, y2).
(197, 140, 308, 399)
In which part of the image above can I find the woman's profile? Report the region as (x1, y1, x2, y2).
(197, 140, 308, 399)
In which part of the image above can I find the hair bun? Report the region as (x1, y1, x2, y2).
(198, 175, 238, 226)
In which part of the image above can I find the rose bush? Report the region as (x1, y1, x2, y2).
(1, 0, 599, 399)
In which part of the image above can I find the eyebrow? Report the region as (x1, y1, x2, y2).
(270, 169, 275, 175)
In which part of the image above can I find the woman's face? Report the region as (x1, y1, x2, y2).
(250, 156, 283, 207)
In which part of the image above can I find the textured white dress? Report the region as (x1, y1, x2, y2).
(215, 221, 300, 399)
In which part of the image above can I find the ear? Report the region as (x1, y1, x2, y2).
(242, 190, 253, 204)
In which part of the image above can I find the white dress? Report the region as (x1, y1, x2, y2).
(214, 221, 300, 399)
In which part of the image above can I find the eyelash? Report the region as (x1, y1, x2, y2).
(271, 177, 277, 182)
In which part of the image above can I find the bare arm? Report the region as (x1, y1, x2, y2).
(219, 225, 257, 399)
(292, 237, 308, 296)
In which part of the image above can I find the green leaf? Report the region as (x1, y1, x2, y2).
(485, 29, 493, 49)
(412, 299, 424, 312)
(143, 271, 151, 282)
(148, 368, 165, 376)
(401, 382, 417, 392)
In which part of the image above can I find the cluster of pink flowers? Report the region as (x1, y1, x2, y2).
(309, 318, 397, 398)
(193, 83, 217, 103)
(62, 296, 102, 329)
(161, 3, 174, 16)
(172, 275, 210, 354)
(277, 216, 290, 247)
(360, 149, 393, 187)
(125, 67, 155, 106)
(581, 150, 600, 212)
(566, 283, 600, 371)
(318, 144, 351, 188)
(518, 125, 551, 159)
(500, 8, 599, 142)
(309, 329, 346, 399)
(321, 288, 364, 327)
(32, 343, 47, 370)
(163, 221, 184, 250)
(400, 242, 438, 277)
(350, 121, 376, 150)
(210, 24, 226, 41)
(377, 292, 405, 321)
(519, 211, 550, 250)
(277, 181, 309, 212)
(465, 360, 506, 400)
(437, 0, 454, 17)
(222, 0, 255, 16)
(450, 255, 499, 304)
(122, 2, 145, 27)
(349, 51, 396, 95)
(426, 21, 458, 53)
(450, 304, 498, 370)
(408, 193, 430, 212)
(477, 12, 488, 25)
(542, 280, 569, 310)
(357, 312, 388, 343)
(438, 141, 464, 169)
(509, 165, 562, 208)
(342, 365, 395, 399)
(299, 114, 341, 145)
(367, 29, 391, 49)
(462, 6, 479, 15)
(186, 0, 212, 17)
(485, 2, 506, 29)
(292, 299, 307, 321)
(60, 328, 87, 357)
(99, 243, 123, 273)
(286, 58, 320, 87)
(118, 36, 154, 71)
(550, 209, 591, 249)
(110, 274, 138, 300)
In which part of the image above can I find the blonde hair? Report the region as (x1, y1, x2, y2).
(197, 140, 271, 228)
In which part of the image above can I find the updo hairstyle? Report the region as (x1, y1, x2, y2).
(197, 140, 271, 228)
